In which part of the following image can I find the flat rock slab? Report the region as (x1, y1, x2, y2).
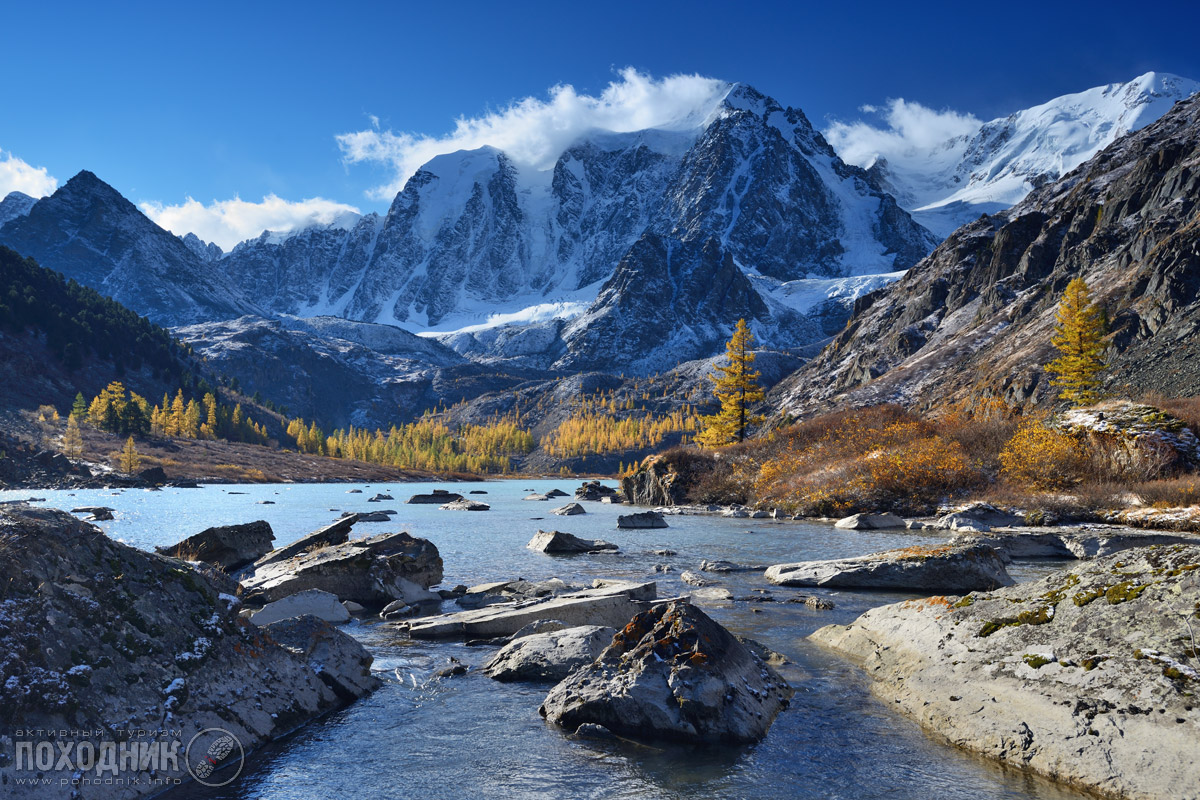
(405, 581, 658, 639)
(618, 511, 668, 529)
(540, 600, 793, 743)
(834, 512, 905, 530)
(483, 625, 615, 682)
(440, 499, 490, 511)
(951, 527, 1200, 560)
(254, 515, 356, 569)
(242, 529, 443, 606)
(251, 588, 350, 626)
(157, 519, 275, 571)
(765, 543, 1012, 592)
(408, 490, 463, 504)
(810, 544, 1200, 799)
(524, 493, 552, 501)
(528, 529, 618, 554)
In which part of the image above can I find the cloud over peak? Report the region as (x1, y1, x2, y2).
(337, 68, 731, 200)
(0, 148, 58, 199)
(824, 98, 982, 169)
(141, 195, 361, 251)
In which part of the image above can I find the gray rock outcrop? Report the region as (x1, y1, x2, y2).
(617, 511, 668, 529)
(539, 601, 793, 743)
(552, 502, 586, 516)
(765, 543, 1013, 592)
(811, 544, 1200, 799)
(408, 490, 463, 504)
(156, 519, 275, 570)
(250, 589, 351, 626)
(254, 515, 356, 569)
(483, 625, 616, 682)
(834, 512, 905, 530)
(0, 505, 376, 797)
(242, 529, 443, 607)
(440, 498, 490, 511)
(527, 530, 618, 554)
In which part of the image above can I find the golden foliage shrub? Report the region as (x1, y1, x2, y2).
(753, 410, 983, 515)
(998, 420, 1087, 490)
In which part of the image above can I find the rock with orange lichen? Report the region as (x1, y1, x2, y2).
(539, 600, 792, 743)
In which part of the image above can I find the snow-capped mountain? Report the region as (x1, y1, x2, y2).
(0, 191, 36, 228)
(0, 172, 262, 325)
(852, 72, 1200, 237)
(203, 83, 935, 371)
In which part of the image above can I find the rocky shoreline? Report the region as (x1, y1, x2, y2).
(811, 546, 1200, 799)
(5, 479, 1200, 798)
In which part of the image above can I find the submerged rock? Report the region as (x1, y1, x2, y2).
(540, 601, 793, 743)
(0, 505, 376, 795)
(527, 529, 618, 554)
(157, 519, 275, 570)
(242, 529, 443, 607)
(484, 625, 616, 682)
(765, 543, 1012, 592)
(617, 511, 668, 529)
(811, 544, 1200, 799)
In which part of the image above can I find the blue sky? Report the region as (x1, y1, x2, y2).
(1, 0, 1197, 248)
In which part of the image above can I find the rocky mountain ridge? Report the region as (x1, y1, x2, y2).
(776, 91, 1200, 415)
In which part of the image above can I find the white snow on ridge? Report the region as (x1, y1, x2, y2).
(829, 71, 1200, 237)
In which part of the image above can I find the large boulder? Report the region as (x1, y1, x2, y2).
(137, 465, 168, 485)
(406, 581, 658, 639)
(621, 453, 690, 506)
(950, 527, 1200, 561)
(576, 481, 619, 502)
(242, 530, 443, 607)
(1059, 401, 1200, 477)
(527, 530, 618, 555)
(156, 519, 275, 570)
(552, 502, 586, 516)
(933, 502, 1025, 532)
(539, 601, 793, 743)
(834, 512, 905, 530)
(617, 511, 668, 529)
(483, 625, 615, 682)
(440, 498, 490, 511)
(407, 490, 463, 504)
(250, 589, 351, 626)
(262, 614, 379, 700)
(765, 543, 1013, 592)
(811, 544, 1200, 799)
(546, 489, 570, 498)
(255, 515, 356, 569)
(0, 506, 376, 797)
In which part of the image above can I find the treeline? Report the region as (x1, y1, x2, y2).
(540, 390, 701, 458)
(79, 382, 269, 445)
(285, 414, 534, 473)
(0, 245, 187, 377)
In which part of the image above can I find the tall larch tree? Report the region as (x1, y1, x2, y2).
(1046, 278, 1108, 406)
(698, 318, 764, 446)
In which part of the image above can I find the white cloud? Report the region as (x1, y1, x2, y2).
(0, 149, 58, 198)
(337, 68, 731, 199)
(824, 99, 982, 168)
(141, 195, 362, 251)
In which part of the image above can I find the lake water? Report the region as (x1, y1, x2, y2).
(2, 480, 1082, 799)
